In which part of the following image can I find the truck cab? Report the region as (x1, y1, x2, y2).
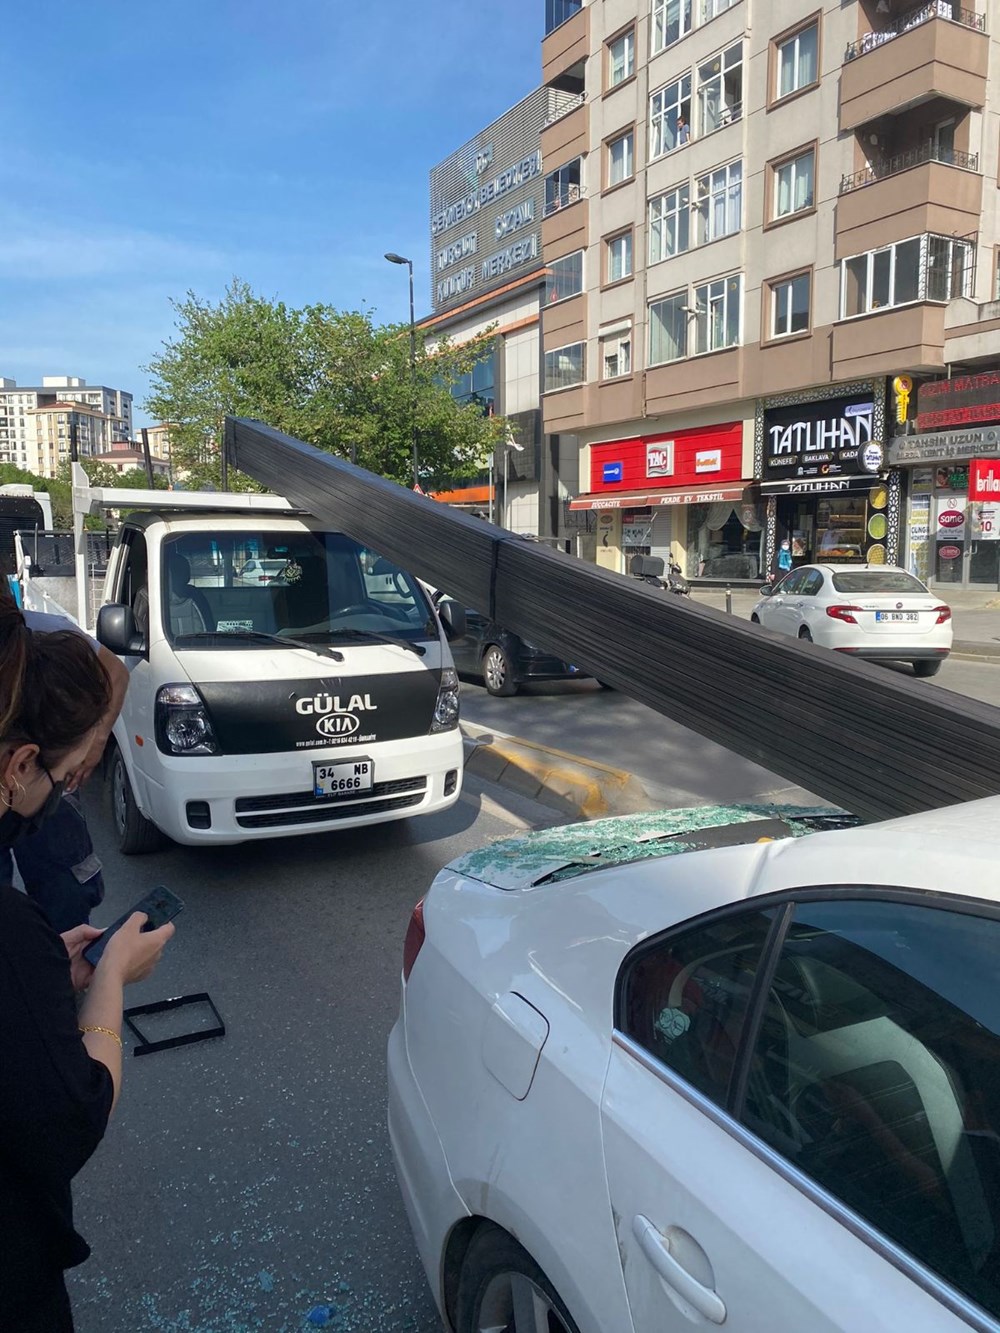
(59, 475, 465, 852)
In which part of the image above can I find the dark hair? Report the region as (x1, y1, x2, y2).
(0, 600, 110, 762)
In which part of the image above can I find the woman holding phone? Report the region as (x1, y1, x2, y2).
(0, 598, 174, 1331)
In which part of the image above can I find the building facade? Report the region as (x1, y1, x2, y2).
(423, 86, 582, 542)
(0, 376, 133, 477)
(540, 0, 1000, 586)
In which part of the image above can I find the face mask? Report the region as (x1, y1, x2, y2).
(0, 767, 64, 848)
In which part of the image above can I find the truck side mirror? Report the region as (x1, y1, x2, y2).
(97, 603, 146, 656)
(436, 598, 467, 639)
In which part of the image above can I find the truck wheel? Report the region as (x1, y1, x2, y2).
(110, 745, 165, 855)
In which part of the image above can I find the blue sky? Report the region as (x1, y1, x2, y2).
(0, 0, 540, 425)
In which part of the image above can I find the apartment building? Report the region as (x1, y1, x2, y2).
(422, 86, 582, 542)
(0, 376, 133, 477)
(540, 0, 1000, 588)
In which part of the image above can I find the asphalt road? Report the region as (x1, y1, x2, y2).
(67, 778, 558, 1333)
(458, 654, 1000, 807)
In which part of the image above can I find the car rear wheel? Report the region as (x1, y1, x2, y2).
(110, 744, 165, 855)
(913, 659, 943, 678)
(483, 644, 518, 697)
(798, 626, 813, 642)
(455, 1225, 581, 1333)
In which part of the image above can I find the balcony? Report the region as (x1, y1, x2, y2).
(840, 4, 988, 132)
(840, 141, 978, 192)
(543, 1, 588, 95)
(540, 99, 587, 171)
(835, 148, 982, 257)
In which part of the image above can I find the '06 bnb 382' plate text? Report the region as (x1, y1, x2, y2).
(313, 759, 374, 797)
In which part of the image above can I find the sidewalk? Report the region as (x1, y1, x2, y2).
(690, 585, 1000, 661)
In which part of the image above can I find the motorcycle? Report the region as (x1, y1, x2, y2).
(629, 554, 690, 597)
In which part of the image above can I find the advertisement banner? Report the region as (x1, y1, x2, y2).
(935, 496, 966, 540)
(971, 503, 1000, 541)
(968, 458, 1000, 502)
(762, 392, 880, 482)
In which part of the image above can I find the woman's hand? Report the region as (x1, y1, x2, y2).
(97, 912, 174, 985)
(60, 924, 105, 992)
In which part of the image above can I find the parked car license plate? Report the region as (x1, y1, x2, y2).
(313, 759, 374, 797)
(875, 611, 919, 623)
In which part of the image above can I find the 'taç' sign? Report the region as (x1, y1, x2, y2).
(917, 372, 1000, 432)
(968, 458, 1000, 501)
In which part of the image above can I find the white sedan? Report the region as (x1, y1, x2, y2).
(750, 564, 952, 676)
(388, 800, 1000, 1333)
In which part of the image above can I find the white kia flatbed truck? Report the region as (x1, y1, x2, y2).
(20, 466, 465, 853)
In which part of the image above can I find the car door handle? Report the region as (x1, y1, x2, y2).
(632, 1216, 726, 1325)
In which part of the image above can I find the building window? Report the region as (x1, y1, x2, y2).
(697, 43, 743, 134)
(649, 185, 691, 264)
(702, 0, 738, 19)
(547, 251, 584, 304)
(545, 0, 581, 35)
(695, 160, 742, 244)
(608, 30, 635, 87)
(601, 327, 633, 379)
(840, 233, 973, 318)
(652, 0, 692, 53)
(650, 76, 692, 161)
(608, 130, 635, 186)
(770, 272, 811, 337)
(694, 274, 742, 353)
(544, 342, 585, 393)
(773, 148, 815, 219)
(775, 21, 819, 100)
(544, 159, 582, 216)
(649, 291, 688, 365)
(606, 232, 633, 283)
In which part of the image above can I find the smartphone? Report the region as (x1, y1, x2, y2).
(83, 886, 184, 968)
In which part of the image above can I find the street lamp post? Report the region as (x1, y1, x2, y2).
(384, 252, 419, 489)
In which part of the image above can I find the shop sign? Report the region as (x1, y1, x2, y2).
(936, 496, 966, 540)
(762, 392, 878, 482)
(916, 371, 1000, 432)
(646, 441, 675, 478)
(939, 545, 962, 560)
(695, 449, 722, 473)
(972, 503, 1000, 541)
(622, 521, 653, 546)
(603, 461, 623, 483)
(765, 476, 875, 495)
(968, 458, 1000, 502)
(888, 425, 1000, 467)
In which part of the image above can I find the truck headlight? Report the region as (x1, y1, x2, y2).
(431, 668, 460, 733)
(155, 683, 220, 756)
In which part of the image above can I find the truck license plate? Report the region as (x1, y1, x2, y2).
(313, 759, 374, 797)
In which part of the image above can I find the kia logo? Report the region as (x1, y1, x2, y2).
(939, 510, 964, 528)
(316, 712, 360, 738)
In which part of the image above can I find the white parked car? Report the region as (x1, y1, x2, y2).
(388, 800, 1000, 1333)
(233, 556, 292, 586)
(750, 564, 952, 676)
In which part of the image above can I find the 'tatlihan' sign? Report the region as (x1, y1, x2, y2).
(917, 372, 1000, 432)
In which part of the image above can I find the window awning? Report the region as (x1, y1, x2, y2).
(568, 481, 753, 511)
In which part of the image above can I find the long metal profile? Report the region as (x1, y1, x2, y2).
(225, 417, 1000, 820)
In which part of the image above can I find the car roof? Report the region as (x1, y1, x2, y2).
(797, 563, 916, 575)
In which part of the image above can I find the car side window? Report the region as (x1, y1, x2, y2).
(798, 571, 824, 597)
(620, 910, 777, 1107)
(779, 570, 807, 596)
(741, 897, 1000, 1320)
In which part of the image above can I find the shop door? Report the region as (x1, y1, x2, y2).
(933, 493, 966, 586)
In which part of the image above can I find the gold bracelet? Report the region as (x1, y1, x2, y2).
(79, 1024, 123, 1051)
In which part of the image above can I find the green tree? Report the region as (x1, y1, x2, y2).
(144, 279, 506, 491)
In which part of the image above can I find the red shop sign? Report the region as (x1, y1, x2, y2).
(968, 458, 1000, 501)
(938, 510, 965, 529)
(939, 545, 962, 560)
(590, 422, 742, 493)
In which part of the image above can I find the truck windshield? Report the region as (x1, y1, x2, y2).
(161, 531, 436, 646)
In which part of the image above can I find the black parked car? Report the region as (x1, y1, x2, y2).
(449, 608, 591, 696)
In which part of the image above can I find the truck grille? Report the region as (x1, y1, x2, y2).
(235, 791, 424, 829)
(234, 776, 426, 814)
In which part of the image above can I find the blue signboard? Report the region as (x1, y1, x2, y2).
(603, 461, 623, 483)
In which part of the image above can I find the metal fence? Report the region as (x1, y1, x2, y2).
(844, 3, 985, 62)
(840, 143, 979, 193)
(226, 417, 1000, 823)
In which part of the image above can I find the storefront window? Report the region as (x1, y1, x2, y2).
(814, 496, 867, 560)
(622, 508, 653, 559)
(687, 501, 763, 579)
